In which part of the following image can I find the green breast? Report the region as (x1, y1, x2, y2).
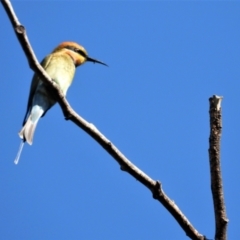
(43, 53, 76, 95)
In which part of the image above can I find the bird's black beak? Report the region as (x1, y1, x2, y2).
(87, 56, 108, 67)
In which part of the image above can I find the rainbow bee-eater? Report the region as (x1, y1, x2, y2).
(14, 41, 107, 164)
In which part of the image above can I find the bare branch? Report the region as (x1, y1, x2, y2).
(2, 0, 206, 239)
(209, 95, 228, 240)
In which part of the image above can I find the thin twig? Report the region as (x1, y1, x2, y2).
(209, 95, 228, 240)
(1, 0, 206, 239)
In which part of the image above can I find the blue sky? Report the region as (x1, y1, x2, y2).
(1, 1, 240, 239)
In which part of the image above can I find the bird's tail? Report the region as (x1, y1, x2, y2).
(14, 105, 44, 164)
(19, 105, 44, 145)
(19, 114, 39, 145)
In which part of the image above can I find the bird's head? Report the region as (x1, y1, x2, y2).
(52, 42, 108, 67)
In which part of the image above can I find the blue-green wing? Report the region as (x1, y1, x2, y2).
(22, 54, 53, 126)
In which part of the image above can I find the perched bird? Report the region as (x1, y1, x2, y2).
(14, 41, 107, 164)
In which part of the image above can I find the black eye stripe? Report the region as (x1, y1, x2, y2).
(77, 49, 87, 58)
(65, 46, 87, 57)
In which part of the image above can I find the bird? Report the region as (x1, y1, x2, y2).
(14, 41, 107, 164)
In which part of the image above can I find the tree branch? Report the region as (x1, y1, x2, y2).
(209, 95, 228, 240)
(2, 0, 206, 239)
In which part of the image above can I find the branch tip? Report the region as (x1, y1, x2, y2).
(209, 95, 223, 111)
